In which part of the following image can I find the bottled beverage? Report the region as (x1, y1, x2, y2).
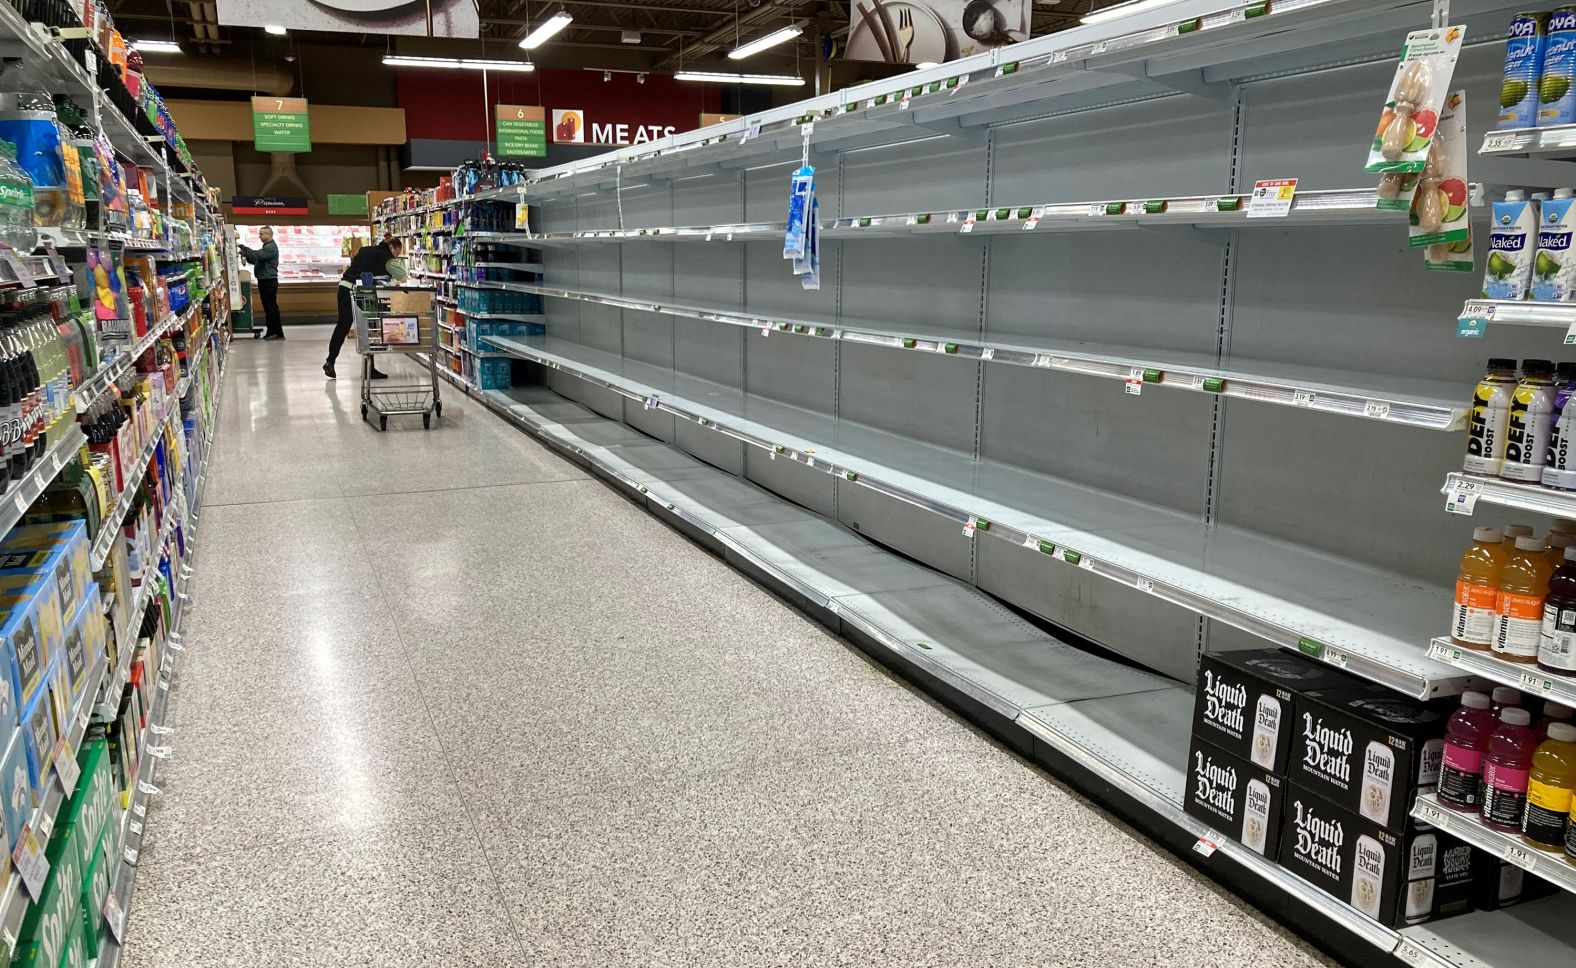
(1504, 360, 1559, 482)
(1505, 523, 1536, 540)
(1542, 545, 1576, 674)
(1549, 367, 1576, 487)
(1483, 707, 1537, 831)
(0, 140, 32, 251)
(1550, 531, 1575, 569)
(1539, 701, 1574, 739)
(1496, 535, 1553, 663)
(1439, 691, 1497, 810)
(1467, 359, 1519, 476)
(1454, 527, 1508, 649)
(1524, 722, 1576, 850)
(1493, 686, 1524, 715)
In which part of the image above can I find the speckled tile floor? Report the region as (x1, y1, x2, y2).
(120, 327, 1335, 968)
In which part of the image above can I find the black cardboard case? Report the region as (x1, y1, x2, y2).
(1192, 649, 1359, 775)
(1279, 785, 1474, 928)
(1289, 683, 1447, 832)
(1183, 736, 1285, 858)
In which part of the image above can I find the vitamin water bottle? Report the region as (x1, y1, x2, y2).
(1454, 527, 1507, 649)
(1483, 707, 1538, 832)
(1524, 722, 1576, 850)
(1496, 536, 1554, 663)
(1541, 546, 1576, 674)
(1439, 691, 1496, 811)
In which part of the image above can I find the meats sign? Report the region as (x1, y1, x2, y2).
(552, 108, 677, 146)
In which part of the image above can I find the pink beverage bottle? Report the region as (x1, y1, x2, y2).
(1492, 686, 1523, 717)
(1439, 691, 1497, 811)
(1482, 707, 1538, 831)
(1538, 701, 1574, 740)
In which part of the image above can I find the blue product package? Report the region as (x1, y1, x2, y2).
(1485, 193, 1538, 299)
(783, 164, 814, 260)
(1533, 193, 1576, 300)
(0, 730, 31, 851)
(18, 655, 57, 790)
(1539, 7, 1576, 127)
(1501, 12, 1548, 129)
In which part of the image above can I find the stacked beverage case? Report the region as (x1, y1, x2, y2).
(1187, 650, 1562, 927)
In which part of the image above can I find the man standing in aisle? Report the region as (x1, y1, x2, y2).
(324, 236, 407, 380)
(237, 226, 284, 341)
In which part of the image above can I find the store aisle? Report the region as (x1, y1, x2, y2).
(121, 328, 1332, 968)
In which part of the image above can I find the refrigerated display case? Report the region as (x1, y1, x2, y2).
(236, 224, 370, 284)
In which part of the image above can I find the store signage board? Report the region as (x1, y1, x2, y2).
(231, 196, 310, 216)
(251, 96, 312, 153)
(327, 194, 370, 216)
(496, 105, 547, 157)
(552, 108, 679, 146)
(1246, 178, 1297, 218)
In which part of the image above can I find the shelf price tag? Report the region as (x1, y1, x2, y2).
(1458, 301, 1494, 338)
(1245, 178, 1297, 218)
(1565, 320, 1576, 347)
(1504, 842, 1539, 870)
(1427, 640, 1463, 664)
(1323, 647, 1350, 670)
(962, 516, 978, 538)
(960, 215, 975, 234)
(11, 826, 48, 901)
(1193, 829, 1224, 857)
(1518, 670, 1555, 696)
(1125, 367, 1143, 396)
(0, 244, 34, 287)
(1392, 939, 1432, 967)
(1291, 389, 1316, 407)
(53, 741, 80, 793)
(1482, 131, 1523, 153)
(1414, 799, 1449, 826)
(1363, 400, 1391, 420)
(1444, 478, 1482, 515)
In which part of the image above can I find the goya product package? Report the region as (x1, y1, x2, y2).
(1183, 736, 1285, 858)
(1289, 683, 1447, 831)
(1191, 648, 1357, 774)
(1499, 12, 1547, 129)
(1367, 25, 1465, 173)
(1279, 786, 1474, 927)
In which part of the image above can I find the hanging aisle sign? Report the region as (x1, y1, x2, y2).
(495, 105, 547, 157)
(251, 97, 312, 153)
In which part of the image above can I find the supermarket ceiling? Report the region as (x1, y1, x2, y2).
(105, 0, 1133, 72)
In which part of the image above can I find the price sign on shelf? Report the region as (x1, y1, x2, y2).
(1504, 842, 1539, 870)
(1392, 939, 1432, 967)
(1193, 829, 1225, 857)
(1414, 799, 1448, 826)
(11, 826, 47, 901)
(1124, 367, 1143, 396)
(103, 892, 127, 944)
(1444, 478, 1482, 516)
(1518, 670, 1555, 696)
(1458, 301, 1495, 339)
(1482, 131, 1523, 153)
(1363, 400, 1392, 420)
(1428, 640, 1463, 664)
(53, 741, 80, 793)
(1245, 178, 1297, 218)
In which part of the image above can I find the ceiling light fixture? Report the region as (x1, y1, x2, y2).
(382, 55, 536, 72)
(132, 39, 183, 53)
(914, 61, 938, 69)
(1079, 0, 1186, 25)
(674, 70, 805, 86)
(263, 24, 287, 35)
(727, 24, 803, 60)
(518, 11, 573, 50)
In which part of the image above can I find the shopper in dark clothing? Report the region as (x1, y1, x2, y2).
(238, 227, 284, 340)
(324, 238, 407, 380)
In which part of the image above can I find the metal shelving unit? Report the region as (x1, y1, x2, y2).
(1426, 637, 1576, 708)
(89, 402, 178, 571)
(0, 428, 86, 536)
(487, 333, 1469, 699)
(1413, 794, 1576, 899)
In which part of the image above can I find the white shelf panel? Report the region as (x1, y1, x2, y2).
(1427, 638, 1576, 709)
(498, 282, 1465, 429)
(486, 334, 1468, 698)
(1459, 299, 1576, 333)
(1413, 794, 1576, 899)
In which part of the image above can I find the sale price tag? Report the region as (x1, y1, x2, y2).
(1125, 367, 1143, 396)
(1193, 830, 1224, 857)
(1246, 178, 1297, 219)
(53, 741, 80, 793)
(11, 827, 48, 901)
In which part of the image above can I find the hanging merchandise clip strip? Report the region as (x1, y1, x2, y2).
(784, 164, 815, 262)
(802, 197, 822, 291)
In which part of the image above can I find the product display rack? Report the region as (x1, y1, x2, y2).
(1412, 794, 1576, 899)
(388, 0, 1576, 964)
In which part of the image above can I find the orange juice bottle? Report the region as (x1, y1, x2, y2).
(1454, 527, 1507, 650)
(1524, 722, 1576, 851)
(1496, 535, 1554, 663)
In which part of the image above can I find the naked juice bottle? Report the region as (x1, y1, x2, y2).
(1454, 527, 1507, 649)
(1496, 536, 1553, 664)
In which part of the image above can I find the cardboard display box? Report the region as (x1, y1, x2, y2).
(1183, 735, 1285, 858)
(1192, 648, 1358, 774)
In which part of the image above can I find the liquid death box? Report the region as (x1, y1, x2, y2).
(1192, 649, 1359, 774)
(1290, 683, 1446, 832)
(1279, 786, 1474, 927)
(1183, 735, 1285, 858)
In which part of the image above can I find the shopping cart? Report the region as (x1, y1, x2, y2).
(351, 285, 442, 431)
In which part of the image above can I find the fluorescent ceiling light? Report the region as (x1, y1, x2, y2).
(382, 55, 536, 72)
(1080, 0, 1186, 24)
(263, 24, 287, 35)
(727, 24, 802, 60)
(518, 11, 573, 50)
(914, 61, 938, 69)
(675, 71, 805, 86)
(132, 39, 182, 53)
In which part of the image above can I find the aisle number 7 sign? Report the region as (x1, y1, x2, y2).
(1246, 178, 1297, 218)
